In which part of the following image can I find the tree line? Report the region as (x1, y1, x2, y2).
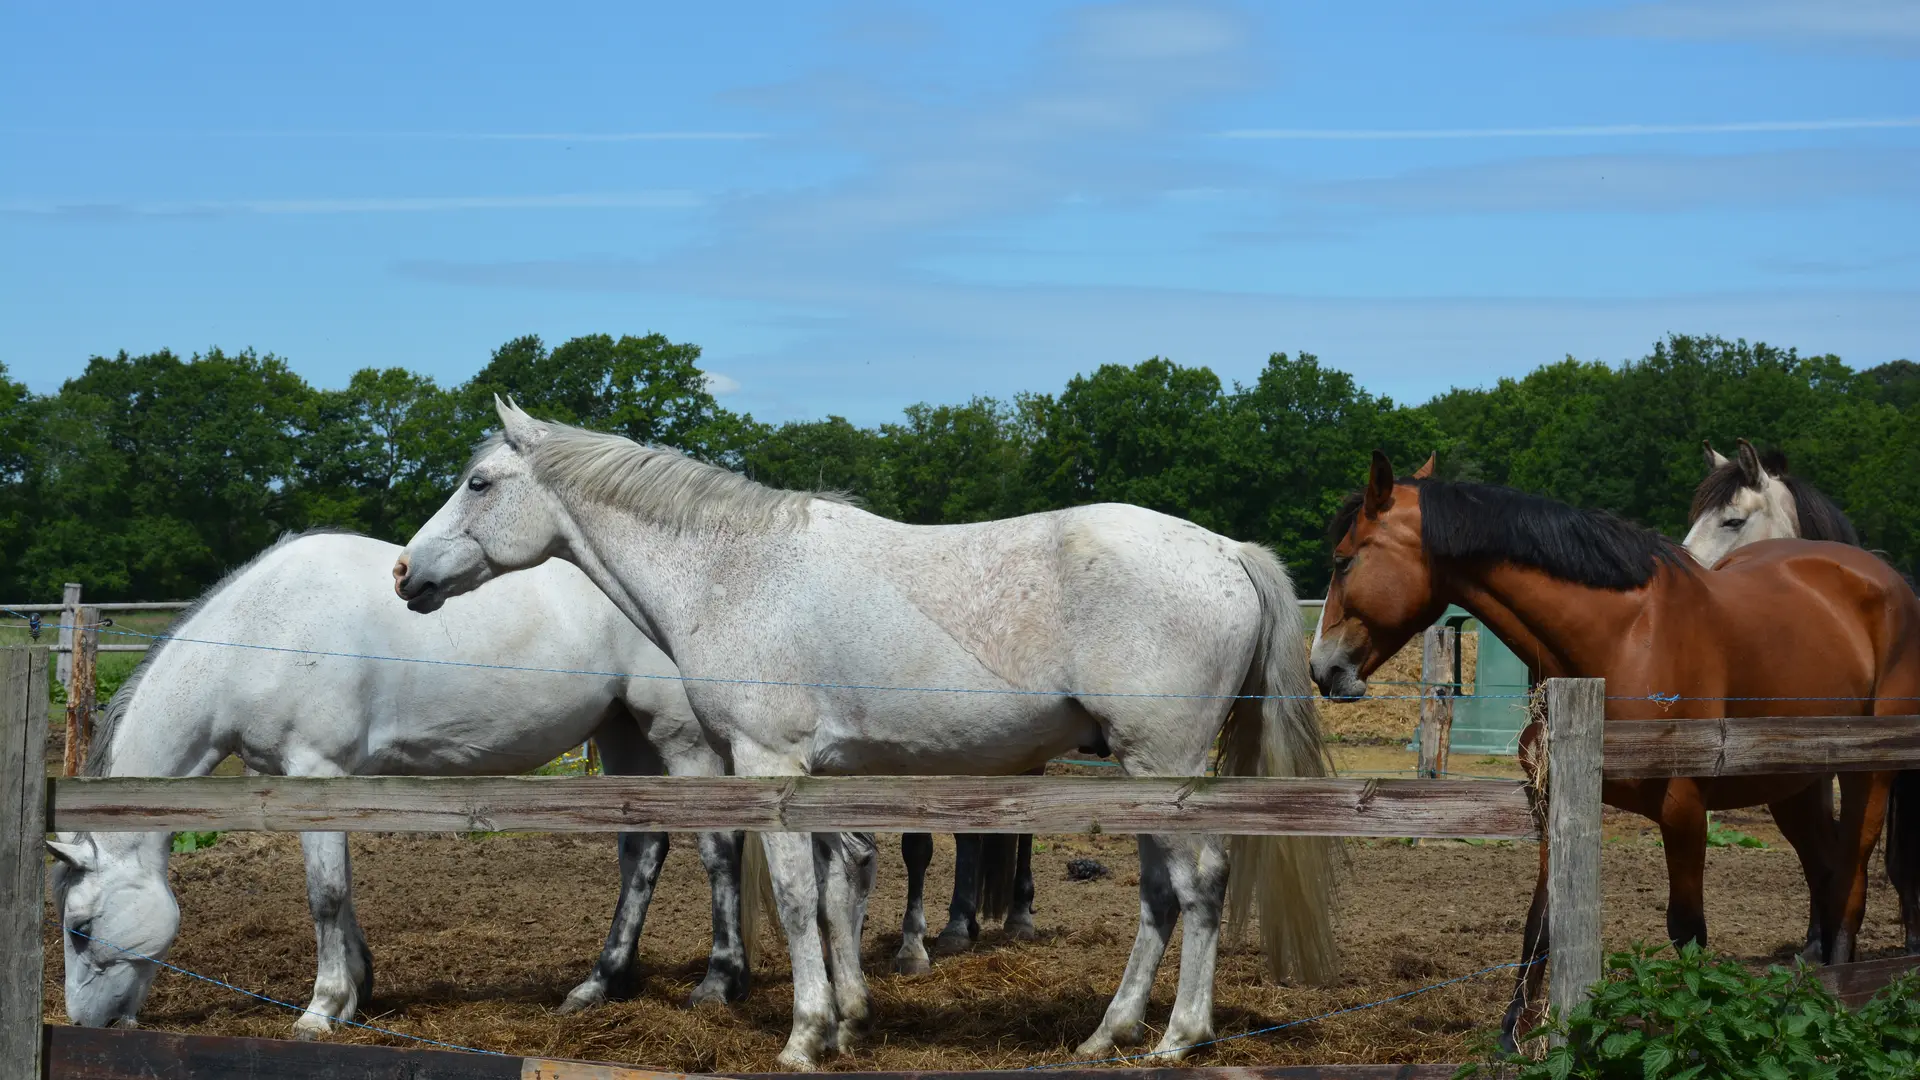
(1, 332, 1913, 603)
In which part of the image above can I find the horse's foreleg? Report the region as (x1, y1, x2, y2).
(1768, 780, 1838, 963)
(1498, 828, 1550, 1054)
(691, 830, 753, 1005)
(1831, 771, 1893, 964)
(561, 831, 670, 1013)
(294, 830, 371, 1040)
(1006, 833, 1038, 941)
(895, 833, 934, 974)
(815, 832, 877, 1051)
(1151, 832, 1230, 1059)
(936, 834, 985, 955)
(762, 829, 839, 1070)
(1657, 783, 1710, 949)
(1075, 834, 1178, 1057)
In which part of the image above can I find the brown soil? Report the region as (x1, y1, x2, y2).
(41, 815, 1904, 1072)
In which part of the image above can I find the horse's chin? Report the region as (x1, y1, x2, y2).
(403, 588, 447, 614)
(1311, 665, 1370, 703)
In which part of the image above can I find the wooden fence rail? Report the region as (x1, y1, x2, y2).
(8, 645, 1920, 1080)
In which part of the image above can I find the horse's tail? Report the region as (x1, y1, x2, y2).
(1222, 541, 1340, 986)
(741, 833, 776, 969)
(978, 834, 1020, 923)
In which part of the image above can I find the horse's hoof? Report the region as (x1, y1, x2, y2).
(1154, 1028, 1210, 1061)
(893, 953, 932, 975)
(291, 1016, 330, 1041)
(836, 1019, 863, 1052)
(933, 930, 972, 956)
(775, 1047, 819, 1072)
(686, 975, 737, 1008)
(1005, 919, 1038, 942)
(558, 982, 606, 1015)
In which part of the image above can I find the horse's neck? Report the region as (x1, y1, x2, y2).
(558, 500, 738, 655)
(1441, 561, 1656, 680)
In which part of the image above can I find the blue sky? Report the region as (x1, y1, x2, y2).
(2, 0, 1916, 424)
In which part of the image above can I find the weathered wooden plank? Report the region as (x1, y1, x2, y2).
(1416, 626, 1457, 780)
(1602, 715, 1920, 778)
(61, 607, 98, 778)
(50, 774, 1539, 839)
(46, 1024, 1461, 1079)
(1813, 954, 1920, 1010)
(4, 648, 51, 1080)
(1545, 678, 1605, 1042)
(55, 583, 79, 690)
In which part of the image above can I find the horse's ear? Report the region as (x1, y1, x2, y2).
(46, 836, 94, 870)
(493, 395, 549, 451)
(1702, 440, 1730, 472)
(1364, 450, 1396, 514)
(1735, 438, 1765, 489)
(1411, 452, 1437, 480)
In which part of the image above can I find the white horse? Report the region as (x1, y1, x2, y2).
(48, 530, 758, 1035)
(395, 398, 1340, 1070)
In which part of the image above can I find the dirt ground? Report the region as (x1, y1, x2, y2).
(38, 635, 1908, 1071)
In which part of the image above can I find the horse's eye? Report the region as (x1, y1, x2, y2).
(1721, 517, 1745, 529)
(1332, 555, 1353, 575)
(467, 475, 491, 493)
(68, 919, 93, 950)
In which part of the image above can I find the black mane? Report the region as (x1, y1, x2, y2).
(1332, 479, 1686, 591)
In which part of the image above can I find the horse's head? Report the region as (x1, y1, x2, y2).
(1311, 450, 1447, 701)
(395, 397, 568, 613)
(1684, 438, 1797, 569)
(48, 832, 178, 1028)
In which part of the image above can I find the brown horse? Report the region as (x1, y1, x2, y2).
(1313, 451, 1920, 1048)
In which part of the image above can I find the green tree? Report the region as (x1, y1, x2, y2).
(882, 397, 1034, 525)
(300, 368, 465, 541)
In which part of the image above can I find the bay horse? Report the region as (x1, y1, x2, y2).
(1687, 439, 1920, 955)
(395, 398, 1339, 1069)
(1313, 452, 1920, 1048)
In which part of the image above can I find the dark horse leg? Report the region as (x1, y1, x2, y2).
(894, 833, 935, 974)
(1769, 779, 1839, 963)
(1005, 834, 1038, 941)
(1498, 824, 1551, 1053)
(1831, 770, 1894, 963)
(1885, 770, 1920, 953)
(1656, 779, 1711, 948)
(936, 835, 986, 955)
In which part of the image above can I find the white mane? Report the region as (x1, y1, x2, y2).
(472, 421, 848, 534)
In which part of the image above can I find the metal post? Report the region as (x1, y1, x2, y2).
(1545, 677, 1605, 1035)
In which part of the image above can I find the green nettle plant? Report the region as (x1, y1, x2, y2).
(1458, 943, 1920, 1080)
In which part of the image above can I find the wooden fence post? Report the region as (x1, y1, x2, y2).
(1416, 626, 1458, 779)
(56, 582, 80, 691)
(2, 647, 52, 1078)
(63, 607, 99, 777)
(1545, 677, 1605, 1036)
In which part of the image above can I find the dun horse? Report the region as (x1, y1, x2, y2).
(1314, 452, 1920, 1048)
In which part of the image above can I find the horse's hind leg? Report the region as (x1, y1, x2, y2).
(1498, 834, 1550, 1054)
(935, 835, 985, 955)
(690, 830, 752, 1004)
(895, 833, 933, 974)
(294, 830, 371, 1039)
(1831, 770, 1893, 964)
(1769, 780, 1838, 963)
(815, 832, 877, 1051)
(1005, 833, 1038, 941)
(1151, 832, 1230, 1058)
(1075, 835, 1177, 1057)
(1884, 770, 1920, 953)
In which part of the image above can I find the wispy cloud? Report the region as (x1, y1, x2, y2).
(1559, 0, 1920, 54)
(4, 128, 767, 142)
(2, 191, 702, 220)
(1221, 117, 1920, 140)
(1308, 147, 1920, 214)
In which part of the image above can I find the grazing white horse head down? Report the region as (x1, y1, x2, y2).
(398, 397, 1339, 1071)
(52, 530, 760, 1037)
